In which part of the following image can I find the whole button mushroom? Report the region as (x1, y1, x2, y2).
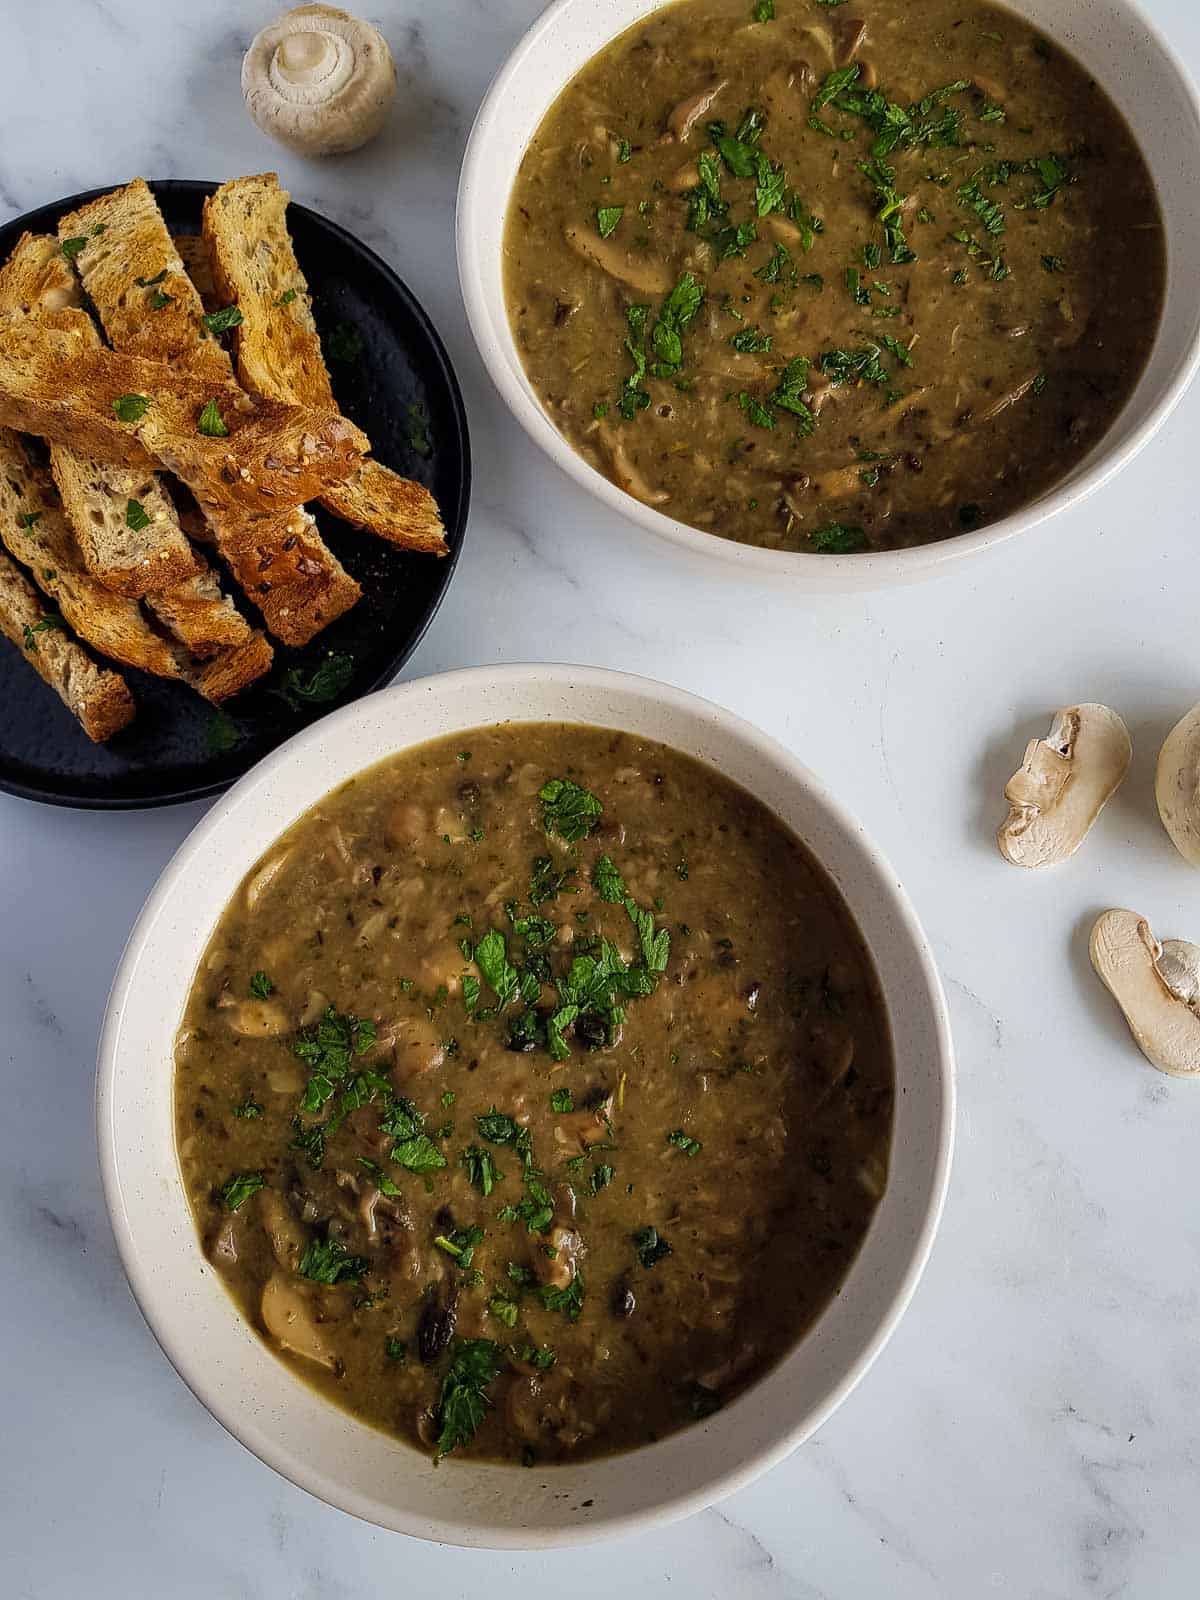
(1090, 909, 1200, 1078)
(242, 4, 397, 157)
(997, 703, 1131, 868)
(1156, 702, 1200, 867)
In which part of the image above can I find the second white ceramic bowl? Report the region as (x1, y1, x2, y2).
(97, 665, 953, 1547)
(458, 0, 1200, 589)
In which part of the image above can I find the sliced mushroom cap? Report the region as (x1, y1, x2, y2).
(997, 704, 1131, 868)
(242, 5, 397, 157)
(1090, 909, 1200, 1078)
(260, 1272, 339, 1368)
(1156, 702, 1200, 867)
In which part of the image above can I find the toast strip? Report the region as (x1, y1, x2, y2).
(202, 174, 448, 555)
(57, 180, 232, 377)
(0, 236, 258, 661)
(208, 503, 361, 647)
(143, 567, 254, 659)
(0, 429, 272, 700)
(0, 232, 200, 598)
(0, 548, 134, 742)
(0, 316, 368, 513)
(0, 231, 81, 319)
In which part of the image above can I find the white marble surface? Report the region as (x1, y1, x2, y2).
(3, 0, 1200, 1593)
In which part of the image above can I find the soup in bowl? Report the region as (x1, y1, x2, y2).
(98, 666, 953, 1544)
(459, 0, 1200, 585)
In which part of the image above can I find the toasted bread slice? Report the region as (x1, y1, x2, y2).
(49, 444, 203, 597)
(0, 231, 83, 317)
(57, 180, 231, 378)
(0, 234, 263, 660)
(0, 234, 209, 601)
(203, 174, 447, 555)
(0, 316, 368, 512)
(144, 566, 254, 659)
(191, 629, 276, 701)
(208, 503, 360, 646)
(0, 548, 135, 741)
(0, 429, 190, 677)
(173, 234, 218, 313)
(321, 462, 447, 555)
(0, 430, 272, 699)
(202, 175, 334, 409)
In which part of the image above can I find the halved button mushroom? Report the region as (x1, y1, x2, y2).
(1089, 909, 1200, 1078)
(997, 704, 1131, 868)
(1156, 702, 1200, 867)
(260, 1273, 339, 1369)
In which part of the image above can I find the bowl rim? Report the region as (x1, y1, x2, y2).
(96, 663, 956, 1545)
(456, 0, 1200, 586)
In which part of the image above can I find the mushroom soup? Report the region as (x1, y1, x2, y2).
(503, 0, 1165, 552)
(174, 724, 893, 1464)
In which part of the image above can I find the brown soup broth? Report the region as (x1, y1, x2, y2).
(503, 0, 1165, 552)
(175, 725, 893, 1464)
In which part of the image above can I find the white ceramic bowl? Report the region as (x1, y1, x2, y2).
(97, 665, 954, 1547)
(458, 0, 1200, 590)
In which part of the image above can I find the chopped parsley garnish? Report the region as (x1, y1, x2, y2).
(60, 236, 88, 261)
(811, 521, 867, 553)
(731, 325, 772, 353)
(147, 289, 173, 311)
(957, 171, 1005, 235)
(298, 1233, 369, 1285)
(326, 323, 364, 363)
(385, 1337, 408, 1363)
(667, 1128, 703, 1157)
(21, 614, 63, 652)
(219, 1171, 265, 1211)
(550, 1087, 575, 1113)
(112, 393, 150, 423)
(406, 401, 433, 458)
(538, 1272, 585, 1320)
(391, 1134, 447, 1175)
(633, 1225, 672, 1268)
(487, 1290, 520, 1328)
(462, 1145, 503, 1197)
(539, 776, 603, 841)
(201, 305, 243, 334)
(203, 709, 241, 755)
(514, 1341, 557, 1370)
(477, 1108, 521, 1145)
(231, 1097, 263, 1120)
(197, 399, 228, 438)
(596, 205, 624, 238)
(16, 511, 41, 528)
(277, 288, 299, 306)
(434, 1338, 503, 1457)
(249, 970, 273, 998)
(1041, 254, 1065, 272)
(135, 269, 168, 287)
(752, 0, 774, 19)
(125, 497, 151, 532)
(590, 1163, 615, 1195)
(277, 651, 355, 708)
(435, 1224, 485, 1270)
(356, 1156, 402, 1197)
(473, 928, 521, 1009)
(293, 1006, 378, 1112)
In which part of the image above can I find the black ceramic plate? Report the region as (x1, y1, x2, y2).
(0, 180, 469, 809)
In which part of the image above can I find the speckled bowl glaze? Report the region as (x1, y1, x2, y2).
(97, 665, 954, 1547)
(457, 0, 1200, 590)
